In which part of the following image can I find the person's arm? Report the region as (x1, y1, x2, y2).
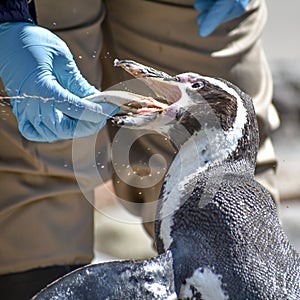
(0, 0, 119, 142)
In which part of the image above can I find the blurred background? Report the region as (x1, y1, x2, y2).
(93, 1, 300, 263)
(263, 0, 300, 252)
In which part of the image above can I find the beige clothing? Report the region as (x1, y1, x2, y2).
(0, 100, 90, 274)
(0, 0, 279, 274)
(0, 0, 110, 274)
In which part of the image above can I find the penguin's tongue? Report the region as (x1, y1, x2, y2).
(114, 59, 182, 105)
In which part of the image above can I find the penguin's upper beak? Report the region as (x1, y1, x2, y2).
(114, 59, 182, 105)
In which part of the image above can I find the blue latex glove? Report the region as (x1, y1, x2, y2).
(0, 22, 119, 142)
(194, 0, 252, 37)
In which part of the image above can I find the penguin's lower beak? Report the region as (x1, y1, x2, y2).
(114, 59, 182, 105)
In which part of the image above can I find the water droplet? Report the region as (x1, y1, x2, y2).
(78, 55, 83, 59)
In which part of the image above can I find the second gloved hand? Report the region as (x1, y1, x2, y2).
(0, 22, 119, 142)
(194, 0, 252, 37)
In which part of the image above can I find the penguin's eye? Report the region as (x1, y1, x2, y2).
(191, 82, 204, 90)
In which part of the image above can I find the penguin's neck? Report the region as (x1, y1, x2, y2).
(166, 124, 253, 183)
(158, 158, 257, 297)
(158, 129, 255, 250)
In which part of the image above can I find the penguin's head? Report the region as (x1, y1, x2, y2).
(113, 59, 259, 169)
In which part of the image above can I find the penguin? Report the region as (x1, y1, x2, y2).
(33, 60, 300, 300)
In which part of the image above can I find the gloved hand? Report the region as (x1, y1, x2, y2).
(0, 22, 119, 142)
(194, 0, 252, 37)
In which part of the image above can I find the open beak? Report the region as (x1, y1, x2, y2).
(85, 59, 183, 127)
(108, 59, 184, 126)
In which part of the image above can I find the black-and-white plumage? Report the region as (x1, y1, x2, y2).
(32, 251, 176, 300)
(33, 60, 300, 300)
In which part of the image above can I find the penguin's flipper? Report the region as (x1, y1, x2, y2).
(32, 251, 176, 300)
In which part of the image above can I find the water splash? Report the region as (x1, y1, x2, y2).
(0, 94, 115, 119)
